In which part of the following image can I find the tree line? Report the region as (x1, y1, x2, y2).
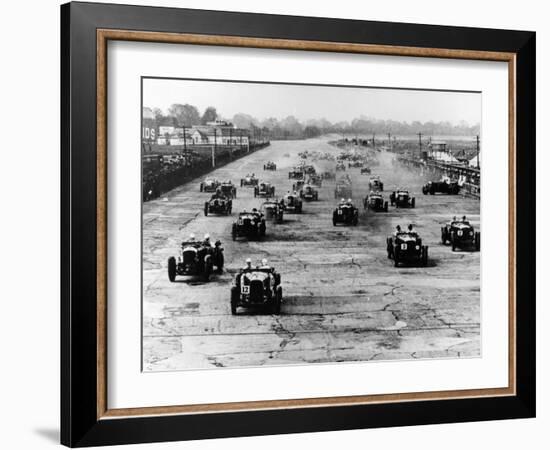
(143, 104, 480, 139)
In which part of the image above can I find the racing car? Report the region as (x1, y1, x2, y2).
(263, 161, 277, 170)
(332, 199, 359, 226)
(422, 177, 461, 195)
(386, 230, 428, 267)
(254, 181, 275, 198)
(281, 193, 303, 213)
(368, 176, 384, 192)
(230, 263, 282, 315)
(300, 184, 319, 201)
(308, 174, 323, 187)
(360, 167, 371, 175)
(348, 161, 364, 168)
(261, 200, 284, 223)
(240, 174, 259, 187)
(288, 167, 304, 179)
(219, 180, 237, 198)
(167, 239, 224, 282)
(232, 210, 266, 240)
(321, 171, 336, 180)
(204, 193, 232, 216)
(199, 178, 220, 192)
(363, 192, 388, 212)
(441, 216, 480, 251)
(389, 189, 415, 208)
(292, 179, 306, 192)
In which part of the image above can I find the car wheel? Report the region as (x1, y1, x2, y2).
(230, 287, 238, 315)
(393, 250, 400, 267)
(384, 201, 388, 212)
(200, 184, 203, 192)
(204, 203, 208, 216)
(232, 225, 237, 241)
(203, 261, 212, 281)
(217, 252, 224, 272)
(451, 234, 456, 251)
(475, 232, 481, 251)
(168, 257, 176, 282)
(441, 228, 447, 244)
(411, 198, 416, 208)
(422, 246, 429, 266)
(273, 287, 282, 315)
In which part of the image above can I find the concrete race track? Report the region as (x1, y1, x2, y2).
(142, 137, 480, 371)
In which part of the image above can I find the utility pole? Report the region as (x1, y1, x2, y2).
(475, 135, 480, 169)
(417, 132, 423, 159)
(387, 133, 391, 151)
(372, 133, 375, 149)
(212, 128, 217, 168)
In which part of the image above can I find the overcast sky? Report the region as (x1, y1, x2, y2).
(143, 78, 480, 125)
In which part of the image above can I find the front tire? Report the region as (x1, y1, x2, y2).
(273, 286, 282, 315)
(422, 246, 429, 266)
(168, 257, 176, 282)
(204, 202, 209, 216)
(474, 232, 481, 251)
(230, 286, 239, 315)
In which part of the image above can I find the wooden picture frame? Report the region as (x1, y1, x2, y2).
(61, 1, 535, 446)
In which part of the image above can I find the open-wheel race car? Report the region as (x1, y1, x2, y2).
(360, 167, 371, 175)
(200, 178, 220, 192)
(254, 181, 275, 198)
(333, 199, 359, 226)
(302, 164, 316, 175)
(348, 160, 364, 168)
(263, 161, 277, 171)
(368, 176, 384, 191)
(167, 238, 224, 282)
(288, 167, 304, 179)
(422, 177, 461, 195)
(364, 192, 388, 212)
(240, 174, 259, 187)
(300, 184, 319, 201)
(308, 174, 323, 187)
(231, 262, 282, 315)
(441, 216, 480, 251)
(390, 189, 415, 208)
(219, 180, 237, 198)
(204, 193, 232, 216)
(232, 210, 266, 240)
(322, 171, 336, 180)
(386, 230, 428, 267)
(261, 200, 284, 223)
(281, 193, 303, 213)
(292, 179, 306, 192)
(336, 162, 346, 171)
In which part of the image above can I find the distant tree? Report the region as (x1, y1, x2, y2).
(304, 125, 321, 138)
(201, 106, 218, 125)
(168, 103, 201, 126)
(232, 113, 258, 129)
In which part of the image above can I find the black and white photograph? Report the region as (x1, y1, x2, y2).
(141, 78, 482, 371)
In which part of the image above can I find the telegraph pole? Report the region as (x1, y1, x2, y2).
(417, 132, 423, 158)
(212, 128, 217, 168)
(372, 133, 376, 149)
(387, 133, 391, 151)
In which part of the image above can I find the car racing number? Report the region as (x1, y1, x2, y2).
(241, 285, 250, 294)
